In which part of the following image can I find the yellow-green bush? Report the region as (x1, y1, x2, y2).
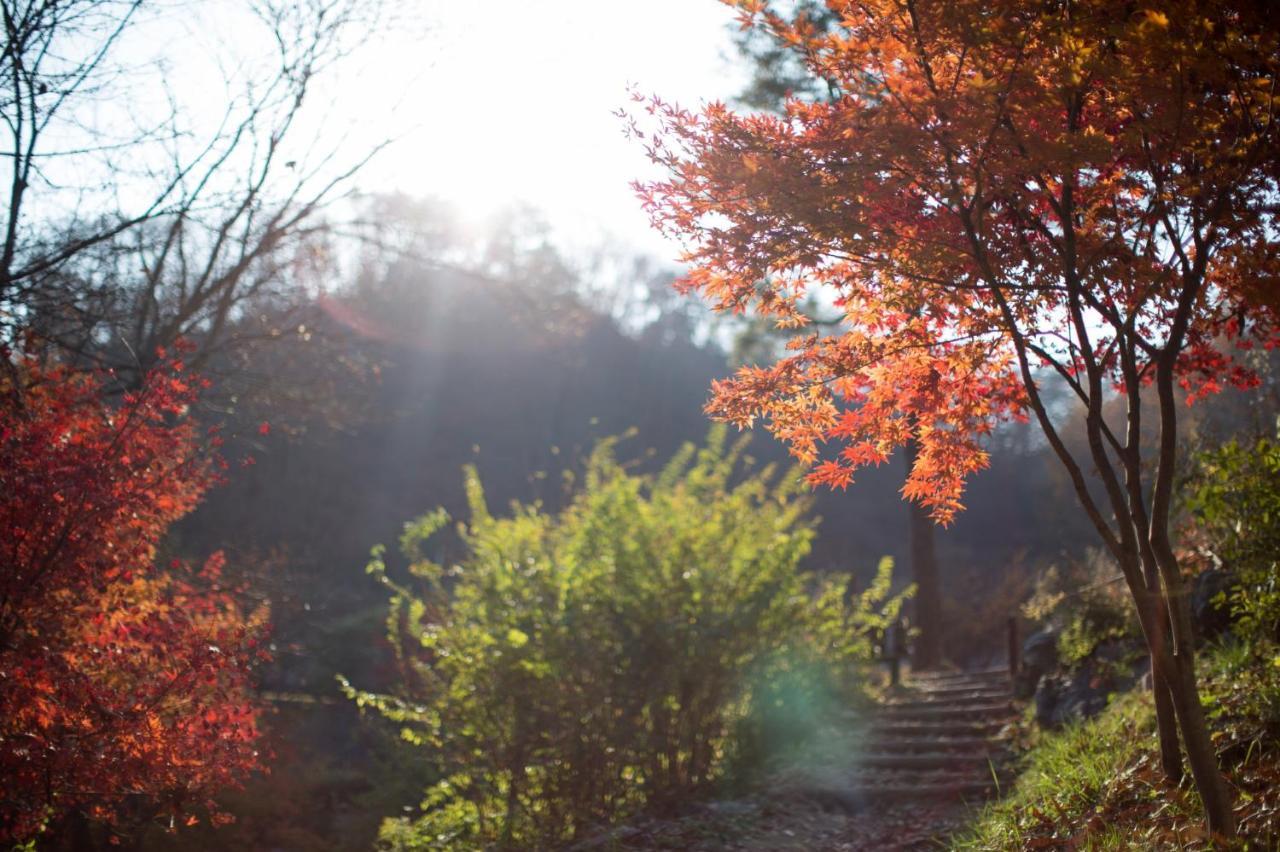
(1186, 435, 1280, 646)
(341, 431, 904, 849)
(1022, 551, 1139, 669)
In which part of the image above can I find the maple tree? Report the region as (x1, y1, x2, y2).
(731, 15, 950, 670)
(634, 0, 1280, 837)
(0, 347, 268, 844)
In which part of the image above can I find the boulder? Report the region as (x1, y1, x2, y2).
(1191, 568, 1238, 642)
(1033, 675, 1063, 726)
(1014, 629, 1059, 699)
(1033, 671, 1111, 729)
(1033, 638, 1146, 729)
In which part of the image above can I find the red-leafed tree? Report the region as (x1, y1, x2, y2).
(0, 349, 268, 845)
(634, 0, 1280, 837)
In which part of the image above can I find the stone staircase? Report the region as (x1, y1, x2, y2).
(571, 667, 1022, 850)
(845, 667, 1017, 805)
(779, 666, 1019, 814)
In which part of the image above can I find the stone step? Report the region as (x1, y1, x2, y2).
(895, 685, 1012, 702)
(777, 667, 1023, 817)
(885, 693, 1015, 708)
(908, 667, 1011, 685)
(909, 678, 1011, 694)
(857, 752, 1007, 771)
(869, 719, 1007, 739)
(793, 779, 1004, 810)
(871, 735, 1003, 754)
(885, 695, 1012, 711)
(880, 702, 1015, 722)
(908, 682, 1010, 696)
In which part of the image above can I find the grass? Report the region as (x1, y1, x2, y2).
(953, 641, 1280, 851)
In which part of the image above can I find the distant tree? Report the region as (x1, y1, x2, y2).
(1, 0, 387, 404)
(635, 0, 1280, 837)
(729, 0, 839, 110)
(0, 350, 267, 845)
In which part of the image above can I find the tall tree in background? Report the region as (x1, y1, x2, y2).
(636, 0, 1280, 836)
(731, 5, 944, 669)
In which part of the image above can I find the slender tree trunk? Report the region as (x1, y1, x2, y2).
(1164, 648, 1236, 837)
(1118, 554, 1184, 783)
(1146, 598, 1185, 785)
(1151, 658, 1184, 783)
(904, 438, 943, 670)
(1148, 552, 1236, 836)
(1139, 595, 1236, 836)
(1149, 344, 1236, 837)
(1136, 553, 1186, 783)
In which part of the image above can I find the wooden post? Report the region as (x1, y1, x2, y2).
(1007, 616, 1019, 683)
(888, 616, 903, 687)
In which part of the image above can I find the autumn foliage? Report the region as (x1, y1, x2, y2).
(0, 351, 268, 844)
(633, 0, 1279, 837)
(633, 0, 1279, 523)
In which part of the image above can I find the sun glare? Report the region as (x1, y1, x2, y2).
(335, 1, 746, 254)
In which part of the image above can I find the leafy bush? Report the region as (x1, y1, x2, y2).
(1185, 435, 1280, 646)
(341, 430, 905, 849)
(1022, 550, 1139, 669)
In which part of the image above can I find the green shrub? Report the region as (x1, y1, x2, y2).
(341, 430, 905, 850)
(1186, 435, 1280, 646)
(1022, 551, 1139, 669)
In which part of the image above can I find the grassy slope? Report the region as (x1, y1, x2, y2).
(954, 643, 1280, 851)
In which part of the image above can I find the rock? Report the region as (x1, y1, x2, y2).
(1014, 629, 1058, 699)
(1034, 669, 1109, 729)
(1033, 638, 1146, 729)
(1022, 629, 1059, 671)
(1191, 569, 1238, 642)
(1033, 675, 1062, 726)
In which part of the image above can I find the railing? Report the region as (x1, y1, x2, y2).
(875, 616, 907, 687)
(1007, 616, 1020, 684)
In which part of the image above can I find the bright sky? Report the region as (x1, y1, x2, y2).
(336, 1, 749, 257)
(28, 2, 747, 265)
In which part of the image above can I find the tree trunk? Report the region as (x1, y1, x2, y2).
(904, 438, 943, 670)
(1135, 539, 1186, 783)
(1151, 554, 1237, 836)
(1156, 641, 1237, 837)
(1148, 346, 1236, 837)
(1151, 664, 1184, 783)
